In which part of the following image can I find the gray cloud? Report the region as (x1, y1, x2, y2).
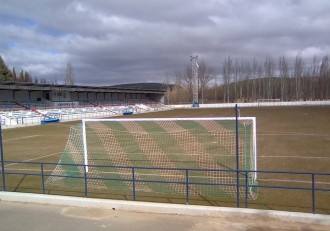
(1, 0, 329, 85)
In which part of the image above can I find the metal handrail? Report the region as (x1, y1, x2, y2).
(1, 160, 329, 214)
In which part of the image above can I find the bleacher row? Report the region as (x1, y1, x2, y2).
(0, 100, 170, 128)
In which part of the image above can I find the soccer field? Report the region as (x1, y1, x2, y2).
(1, 106, 330, 214)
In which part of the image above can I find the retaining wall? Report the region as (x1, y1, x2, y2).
(170, 100, 330, 109)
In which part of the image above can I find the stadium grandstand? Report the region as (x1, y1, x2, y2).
(0, 81, 168, 127)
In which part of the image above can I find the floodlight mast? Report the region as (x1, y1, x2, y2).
(190, 55, 199, 107)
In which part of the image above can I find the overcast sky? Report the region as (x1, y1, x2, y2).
(1, 0, 329, 85)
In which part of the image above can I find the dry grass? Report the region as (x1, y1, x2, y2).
(1, 106, 330, 214)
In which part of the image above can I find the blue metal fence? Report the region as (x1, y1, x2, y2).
(1, 160, 330, 214)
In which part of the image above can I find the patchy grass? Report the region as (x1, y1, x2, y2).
(1, 106, 330, 214)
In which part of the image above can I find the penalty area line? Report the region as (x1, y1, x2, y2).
(259, 155, 330, 159)
(4, 168, 54, 172)
(2, 135, 42, 142)
(259, 178, 330, 185)
(259, 132, 330, 136)
(4, 152, 62, 167)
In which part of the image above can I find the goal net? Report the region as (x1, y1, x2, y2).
(46, 118, 258, 199)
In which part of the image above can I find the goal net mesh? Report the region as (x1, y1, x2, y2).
(46, 118, 257, 199)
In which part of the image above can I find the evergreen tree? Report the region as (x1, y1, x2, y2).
(0, 55, 14, 81)
(19, 70, 24, 82)
(24, 71, 32, 82)
(65, 62, 75, 85)
(12, 67, 17, 80)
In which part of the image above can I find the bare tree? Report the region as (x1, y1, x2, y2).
(243, 60, 252, 101)
(251, 58, 258, 101)
(309, 56, 320, 100)
(237, 60, 244, 100)
(293, 53, 304, 100)
(257, 64, 264, 99)
(163, 73, 171, 104)
(233, 59, 240, 101)
(205, 54, 329, 103)
(264, 56, 275, 99)
(279, 55, 289, 101)
(222, 56, 233, 102)
(175, 71, 184, 104)
(319, 56, 329, 100)
(214, 74, 218, 102)
(198, 60, 214, 103)
(52, 77, 58, 85)
(181, 59, 214, 104)
(182, 65, 193, 103)
(168, 71, 189, 104)
(65, 62, 75, 85)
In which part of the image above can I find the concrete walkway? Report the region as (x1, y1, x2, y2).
(0, 192, 329, 231)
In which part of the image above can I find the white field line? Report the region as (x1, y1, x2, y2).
(2, 135, 42, 142)
(259, 132, 330, 136)
(259, 156, 330, 159)
(5, 168, 54, 172)
(259, 178, 330, 185)
(4, 152, 62, 167)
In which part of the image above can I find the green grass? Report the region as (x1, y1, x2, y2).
(1, 106, 330, 214)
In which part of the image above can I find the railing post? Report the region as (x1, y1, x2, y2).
(83, 164, 88, 197)
(245, 171, 248, 208)
(132, 167, 136, 201)
(235, 104, 240, 208)
(0, 123, 6, 191)
(41, 163, 45, 194)
(312, 173, 315, 214)
(185, 169, 189, 205)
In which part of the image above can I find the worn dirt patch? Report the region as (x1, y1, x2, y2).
(61, 207, 116, 220)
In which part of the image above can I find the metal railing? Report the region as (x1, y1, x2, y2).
(1, 160, 329, 214)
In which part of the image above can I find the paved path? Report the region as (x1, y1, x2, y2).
(0, 201, 329, 231)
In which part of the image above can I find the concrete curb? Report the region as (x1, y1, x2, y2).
(0, 192, 329, 225)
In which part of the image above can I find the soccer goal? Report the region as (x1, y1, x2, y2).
(47, 117, 258, 199)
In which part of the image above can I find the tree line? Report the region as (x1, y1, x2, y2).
(165, 54, 330, 104)
(1, 53, 329, 102)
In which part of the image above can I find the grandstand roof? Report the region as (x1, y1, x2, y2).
(109, 82, 167, 91)
(0, 81, 165, 94)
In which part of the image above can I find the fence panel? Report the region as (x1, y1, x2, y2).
(1, 160, 330, 214)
